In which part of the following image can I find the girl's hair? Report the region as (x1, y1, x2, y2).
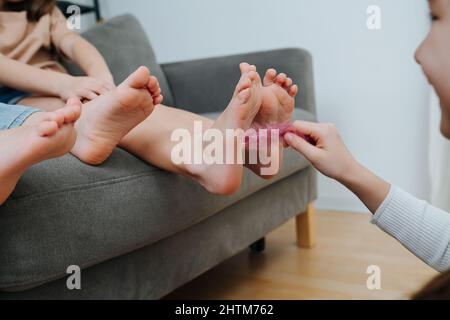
(413, 270, 450, 300)
(1, 0, 57, 22)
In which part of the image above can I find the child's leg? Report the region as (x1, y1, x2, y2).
(0, 101, 81, 205)
(20, 67, 163, 166)
(119, 105, 244, 195)
(119, 65, 297, 195)
(18, 97, 66, 112)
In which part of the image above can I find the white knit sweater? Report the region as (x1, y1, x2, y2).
(372, 185, 450, 272)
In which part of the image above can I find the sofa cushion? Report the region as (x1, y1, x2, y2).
(63, 14, 174, 107)
(0, 108, 314, 291)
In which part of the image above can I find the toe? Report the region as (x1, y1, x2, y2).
(64, 99, 82, 123)
(148, 76, 161, 96)
(66, 104, 82, 123)
(275, 73, 288, 86)
(67, 97, 82, 107)
(284, 78, 293, 89)
(154, 95, 164, 105)
(48, 111, 64, 128)
(239, 62, 252, 74)
(247, 70, 258, 82)
(289, 85, 299, 97)
(37, 120, 59, 137)
(263, 69, 277, 86)
(236, 74, 252, 92)
(238, 88, 251, 103)
(124, 66, 150, 89)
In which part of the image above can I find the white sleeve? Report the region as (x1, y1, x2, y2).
(372, 185, 450, 272)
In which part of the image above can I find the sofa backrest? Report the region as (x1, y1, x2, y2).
(63, 14, 174, 107)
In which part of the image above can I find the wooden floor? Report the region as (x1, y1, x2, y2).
(165, 210, 438, 300)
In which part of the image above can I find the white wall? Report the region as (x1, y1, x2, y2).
(99, 0, 432, 212)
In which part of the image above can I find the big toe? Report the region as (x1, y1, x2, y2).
(238, 87, 251, 103)
(240, 63, 257, 75)
(46, 112, 65, 128)
(124, 66, 151, 89)
(60, 99, 82, 123)
(263, 69, 277, 86)
(236, 73, 252, 93)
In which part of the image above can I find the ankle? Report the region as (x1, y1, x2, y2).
(184, 163, 242, 196)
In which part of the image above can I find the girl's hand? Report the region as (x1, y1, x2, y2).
(59, 76, 115, 101)
(91, 72, 116, 89)
(284, 120, 391, 213)
(284, 121, 359, 181)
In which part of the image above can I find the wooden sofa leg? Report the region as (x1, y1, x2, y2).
(296, 203, 316, 248)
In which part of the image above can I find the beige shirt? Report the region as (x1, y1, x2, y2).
(0, 7, 72, 73)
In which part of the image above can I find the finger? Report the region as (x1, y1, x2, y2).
(284, 132, 319, 160)
(289, 120, 323, 137)
(91, 84, 108, 95)
(103, 82, 116, 91)
(102, 80, 116, 91)
(83, 90, 99, 101)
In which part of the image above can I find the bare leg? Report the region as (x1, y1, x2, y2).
(18, 96, 66, 112)
(119, 65, 298, 195)
(20, 67, 163, 166)
(0, 101, 81, 205)
(120, 63, 263, 195)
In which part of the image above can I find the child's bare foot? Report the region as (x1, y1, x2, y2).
(185, 63, 263, 195)
(256, 69, 298, 128)
(72, 66, 163, 165)
(0, 101, 81, 205)
(247, 69, 299, 178)
(214, 63, 263, 132)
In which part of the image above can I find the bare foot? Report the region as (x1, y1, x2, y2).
(0, 101, 81, 205)
(256, 69, 298, 129)
(185, 63, 263, 195)
(72, 66, 163, 165)
(247, 69, 299, 178)
(214, 63, 263, 133)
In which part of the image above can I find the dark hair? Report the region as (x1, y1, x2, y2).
(1, 0, 57, 22)
(413, 270, 450, 300)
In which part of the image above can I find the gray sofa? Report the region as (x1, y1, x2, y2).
(0, 15, 317, 300)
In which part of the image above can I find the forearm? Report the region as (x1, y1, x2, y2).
(0, 56, 69, 96)
(372, 186, 450, 272)
(67, 35, 113, 82)
(338, 162, 391, 213)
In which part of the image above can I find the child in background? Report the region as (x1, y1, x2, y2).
(0, 0, 299, 196)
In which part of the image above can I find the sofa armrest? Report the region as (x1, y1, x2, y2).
(161, 48, 316, 116)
